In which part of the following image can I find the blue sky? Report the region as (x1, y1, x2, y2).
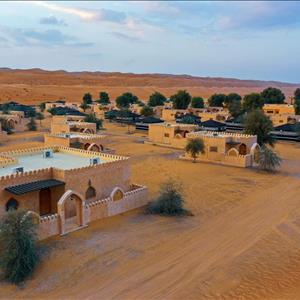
(0, 1, 299, 83)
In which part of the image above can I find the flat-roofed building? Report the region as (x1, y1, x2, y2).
(263, 104, 295, 115)
(182, 131, 259, 168)
(51, 115, 97, 134)
(148, 123, 199, 149)
(0, 146, 147, 239)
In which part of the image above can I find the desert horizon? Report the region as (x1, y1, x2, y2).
(0, 67, 298, 104)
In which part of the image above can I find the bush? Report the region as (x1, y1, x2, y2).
(185, 138, 205, 162)
(191, 97, 204, 108)
(26, 118, 37, 131)
(0, 210, 39, 284)
(145, 181, 191, 216)
(84, 113, 103, 129)
(257, 146, 282, 172)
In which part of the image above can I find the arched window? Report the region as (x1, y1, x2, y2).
(85, 186, 96, 199)
(5, 198, 19, 211)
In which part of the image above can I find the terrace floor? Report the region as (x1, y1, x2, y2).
(0, 151, 105, 176)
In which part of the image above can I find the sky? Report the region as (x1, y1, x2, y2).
(0, 1, 299, 83)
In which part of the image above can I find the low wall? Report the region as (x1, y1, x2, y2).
(180, 153, 252, 168)
(39, 213, 60, 240)
(37, 184, 148, 240)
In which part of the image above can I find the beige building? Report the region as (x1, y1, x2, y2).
(0, 113, 28, 132)
(51, 115, 97, 134)
(182, 131, 259, 168)
(263, 104, 295, 115)
(0, 123, 8, 142)
(148, 123, 199, 149)
(44, 132, 113, 153)
(0, 146, 147, 239)
(269, 114, 300, 126)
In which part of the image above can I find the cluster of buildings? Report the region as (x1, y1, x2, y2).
(0, 97, 299, 241)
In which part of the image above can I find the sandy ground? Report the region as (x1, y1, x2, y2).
(0, 69, 297, 103)
(1, 123, 300, 299)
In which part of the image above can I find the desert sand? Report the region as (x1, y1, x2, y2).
(1, 122, 300, 299)
(0, 68, 298, 104)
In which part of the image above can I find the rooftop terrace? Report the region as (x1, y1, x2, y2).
(0, 146, 126, 177)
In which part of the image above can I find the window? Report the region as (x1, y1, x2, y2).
(164, 133, 170, 137)
(209, 146, 218, 152)
(5, 198, 19, 211)
(86, 186, 96, 199)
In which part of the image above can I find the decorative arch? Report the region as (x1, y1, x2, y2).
(6, 118, 15, 129)
(83, 128, 94, 134)
(5, 198, 19, 211)
(84, 143, 91, 150)
(85, 186, 96, 199)
(110, 187, 125, 202)
(228, 148, 239, 157)
(250, 143, 261, 164)
(175, 133, 183, 139)
(57, 190, 86, 235)
(87, 143, 100, 152)
(239, 143, 247, 155)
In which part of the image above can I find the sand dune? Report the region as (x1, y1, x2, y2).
(0, 68, 298, 104)
(1, 124, 300, 299)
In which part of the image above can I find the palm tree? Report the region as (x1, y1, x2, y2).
(185, 138, 205, 163)
(257, 145, 282, 172)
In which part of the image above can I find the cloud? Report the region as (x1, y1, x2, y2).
(40, 15, 67, 26)
(33, 1, 126, 24)
(0, 26, 93, 47)
(111, 32, 140, 42)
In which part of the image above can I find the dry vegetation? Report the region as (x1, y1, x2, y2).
(0, 68, 298, 104)
(1, 122, 300, 299)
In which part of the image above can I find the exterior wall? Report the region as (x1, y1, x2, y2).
(263, 104, 295, 115)
(148, 123, 198, 149)
(269, 114, 300, 126)
(38, 184, 148, 240)
(162, 109, 188, 121)
(51, 123, 70, 134)
(197, 111, 229, 122)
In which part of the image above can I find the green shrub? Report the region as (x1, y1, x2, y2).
(0, 210, 39, 284)
(257, 146, 282, 172)
(145, 181, 191, 216)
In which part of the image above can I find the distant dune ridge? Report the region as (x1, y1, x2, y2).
(0, 68, 298, 104)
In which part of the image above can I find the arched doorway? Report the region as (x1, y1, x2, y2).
(57, 190, 86, 235)
(239, 143, 247, 155)
(39, 188, 52, 215)
(5, 198, 19, 211)
(110, 187, 125, 201)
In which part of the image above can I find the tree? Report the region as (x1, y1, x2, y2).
(84, 113, 102, 129)
(148, 92, 166, 107)
(82, 93, 93, 104)
(0, 210, 39, 284)
(242, 93, 264, 112)
(191, 97, 204, 108)
(98, 92, 110, 105)
(26, 118, 37, 131)
(208, 93, 226, 107)
(185, 138, 205, 163)
(80, 102, 90, 112)
(39, 102, 46, 112)
(294, 99, 300, 115)
(261, 87, 285, 104)
(294, 88, 300, 101)
(228, 99, 243, 119)
(145, 180, 190, 216)
(225, 93, 242, 106)
(116, 92, 138, 109)
(244, 109, 274, 146)
(35, 112, 44, 126)
(170, 90, 191, 109)
(257, 146, 282, 172)
(28, 109, 36, 118)
(140, 105, 154, 117)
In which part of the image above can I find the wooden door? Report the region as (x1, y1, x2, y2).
(39, 188, 52, 215)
